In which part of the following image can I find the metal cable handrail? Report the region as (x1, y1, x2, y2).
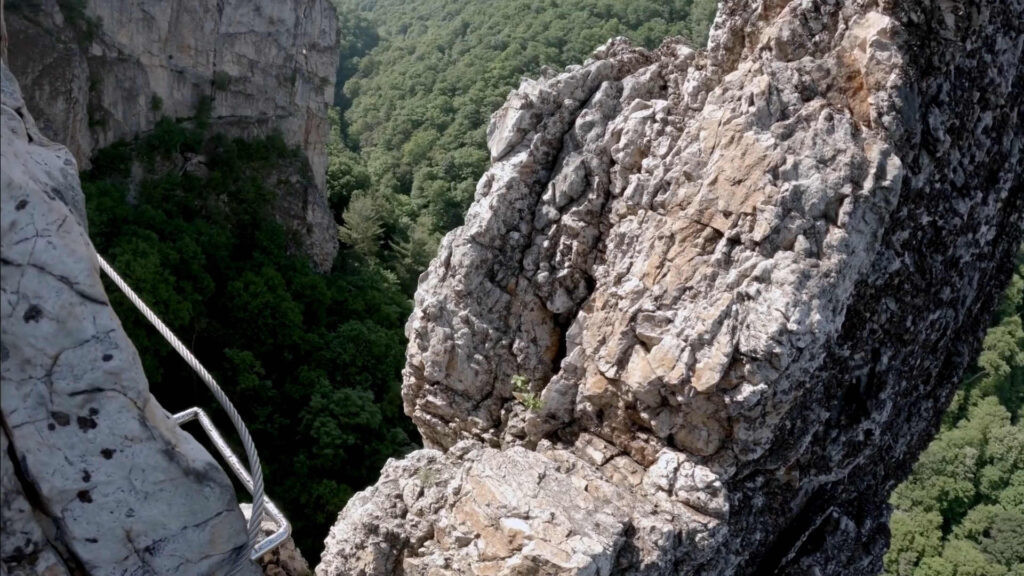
(96, 254, 287, 572)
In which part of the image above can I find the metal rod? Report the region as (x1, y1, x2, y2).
(174, 407, 292, 559)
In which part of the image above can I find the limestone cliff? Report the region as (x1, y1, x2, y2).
(1, 61, 260, 576)
(3, 0, 340, 270)
(317, 0, 1024, 574)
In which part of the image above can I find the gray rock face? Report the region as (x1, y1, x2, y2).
(1, 429, 72, 576)
(1, 61, 260, 576)
(4, 0, 340, 270)
(319, 441, 727, 576)
(318, 0, 1024, 574)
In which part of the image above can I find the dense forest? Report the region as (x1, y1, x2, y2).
(83, 118, 415, 556)
(885, 253, 1024, 576)
(327, 0, 718, 290)
(80, 0, 1023, 567)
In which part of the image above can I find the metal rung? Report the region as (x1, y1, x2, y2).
(173, 407, 291, 560)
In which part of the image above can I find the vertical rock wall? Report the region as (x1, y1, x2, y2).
(1, 61, 260, 576)
(317, 0, 1024, 574)
(3, 0, 340, 270)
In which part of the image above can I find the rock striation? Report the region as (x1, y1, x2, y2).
(1, 61, 260, 576)
(3, 0, 340, 270)
(318, 0, 1024, 574)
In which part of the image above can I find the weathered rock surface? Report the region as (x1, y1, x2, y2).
(1, 61, 260, 576)
(318, 0, 1024, 574)
(4, 0, 340, 270)
(1, 428, 71, 576)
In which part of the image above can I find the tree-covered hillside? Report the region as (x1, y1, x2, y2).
(885, 251, 1024, 576)
(328, 0, 718, 289)
(83, 118, 415, 558)
(83, 1, 719, 558)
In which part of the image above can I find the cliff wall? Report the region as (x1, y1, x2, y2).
(317, 0, 1024, 574)
(4, 0, 340, 270)
(1, 60, 260, 576)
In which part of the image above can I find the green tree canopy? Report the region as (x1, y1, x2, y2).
(84, 119, 416, 557)
(327, 0, 718, 290)
(886, 250, 1024, 576)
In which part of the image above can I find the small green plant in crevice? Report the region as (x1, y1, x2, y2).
(57, 0, 101, 45)
(150, 94, 163, 112)
(417, 467, 438, 487)
(212, 71, 232, 91)
(512, 375, 543, 412)
(193, 95, 214, 131)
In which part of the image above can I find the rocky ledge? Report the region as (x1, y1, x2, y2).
(317, 0, 1024, 574)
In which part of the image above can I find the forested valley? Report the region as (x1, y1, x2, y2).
(326, 0, 718, 291)
(82, 0, 1022, 568)
(85, 0, 718, 557)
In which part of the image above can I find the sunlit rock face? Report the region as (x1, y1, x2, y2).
(317, 0, 1023, 574)
(4, 0, 340, 270)
(1, 61, 260, 576)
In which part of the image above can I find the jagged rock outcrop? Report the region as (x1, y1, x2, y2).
(1, 61, 260, 576)
(3, 0, 340, 270)
(318, 0, 1024, 574)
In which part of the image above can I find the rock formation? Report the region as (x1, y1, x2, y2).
(317, 0, 1024, 574)
(3, 0, 340, 270)
(1, 61, 260, 576)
